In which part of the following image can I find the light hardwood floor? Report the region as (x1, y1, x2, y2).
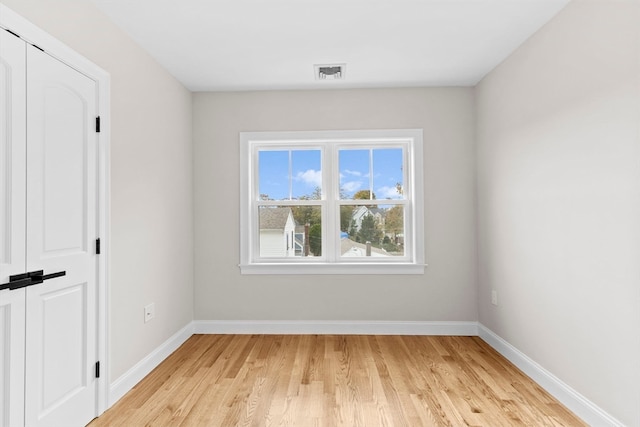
(89, 334, 586, 426)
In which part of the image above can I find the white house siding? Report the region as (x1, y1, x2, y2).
(259, 231, 287, 257)
(259, 212, 296, 257)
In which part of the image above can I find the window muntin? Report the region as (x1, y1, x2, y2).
(240, 129, 424, 274)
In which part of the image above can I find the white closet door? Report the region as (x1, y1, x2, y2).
(0, 29, 27, 427)
(24, 44, 98, 427)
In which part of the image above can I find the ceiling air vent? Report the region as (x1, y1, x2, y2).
(315, 64, 346, 80)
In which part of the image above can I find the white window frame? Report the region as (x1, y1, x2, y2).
(240, 129, 425, 275)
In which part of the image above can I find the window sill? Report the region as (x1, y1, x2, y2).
(239, 263, 426, 275)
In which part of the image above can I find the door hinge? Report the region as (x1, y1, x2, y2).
(96, 116, 101, 133)
(96, 238, 101, 255)
(95, 361, 100, 379)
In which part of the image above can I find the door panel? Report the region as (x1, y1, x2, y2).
(0, 292, 26, 427)
(42, 86, 87, 253)
(25, 44, 98, 427)
(34, 283, 89, 417)
(0, 29, 26, 427)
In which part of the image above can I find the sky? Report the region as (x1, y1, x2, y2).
(258, 148, 404, 201)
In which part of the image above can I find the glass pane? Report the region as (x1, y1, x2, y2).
(259, 205, 322, 257)
(340, 204, 404, 257)
(373, 148, 405, 200)
(258, 150, 321, 200)
(339, 148, 404, 200)
(339, 149, 370, 200)
(258, 150, 288, 200)
(292, 150, 322, 200)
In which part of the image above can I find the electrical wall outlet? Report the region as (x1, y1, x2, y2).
(144, 303, 155, 323)
(491, 290, 498, 306)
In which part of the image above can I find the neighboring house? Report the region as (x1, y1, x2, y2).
(351, 206, 385, 232)
(259, 207, 296, 257)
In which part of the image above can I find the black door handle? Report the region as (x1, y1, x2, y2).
(28, 270, 66, 285)
(0, 270, 66, 291)
(1, 272, 34, 291)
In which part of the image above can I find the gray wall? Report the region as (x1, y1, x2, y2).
(476, 1, 640, 425)
(193, 88, 477, 321)
(1, 0, 195, 381)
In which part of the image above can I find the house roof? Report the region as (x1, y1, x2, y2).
(353, 206, 385, 219)
(259, 207, 293, 230)
(340, 238, 390, 257)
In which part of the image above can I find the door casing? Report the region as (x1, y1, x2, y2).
(0, 3, 112, 416)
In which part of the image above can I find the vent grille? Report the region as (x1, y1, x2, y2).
(315, 64, 346, 80)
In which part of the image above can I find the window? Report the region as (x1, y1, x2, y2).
(240, 129, 424, 274)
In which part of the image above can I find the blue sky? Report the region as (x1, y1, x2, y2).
(258, 148, 404, 200)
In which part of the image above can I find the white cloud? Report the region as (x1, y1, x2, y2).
(342, 181, 363, 193)
(342, 169, 363, 177)
(377, 185, 402, 199)
(295, 169, 322, 187)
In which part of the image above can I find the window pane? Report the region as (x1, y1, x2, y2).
(258, 150, 288, 200)
(340, 204, 404, 257)
(259, 205, 322, 257)
(339, 148, 404, 200)
(373, 148, 405, 200)
(292, 150, 322, 200)
(258, 150, 321, 200)
(339, 149, 370, 200)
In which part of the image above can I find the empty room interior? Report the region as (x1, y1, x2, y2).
(0, 0, 639, 426)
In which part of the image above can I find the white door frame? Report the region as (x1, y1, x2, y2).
(0, 4, 111, 416)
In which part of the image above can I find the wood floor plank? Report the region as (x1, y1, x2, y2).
(88, 335, 587, 427)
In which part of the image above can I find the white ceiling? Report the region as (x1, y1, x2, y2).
(88, 0, 569, 92)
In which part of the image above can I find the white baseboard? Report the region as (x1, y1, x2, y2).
(193, 319, 479, 336)
(109, 322, 194, 406)
(478, 324, 623, 427)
